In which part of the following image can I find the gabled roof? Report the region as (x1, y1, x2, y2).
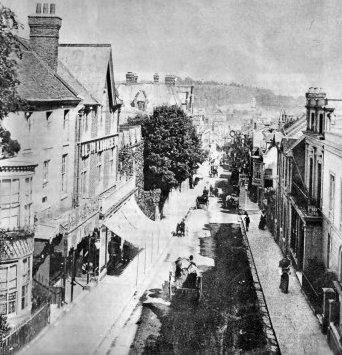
(15, 37, 80, 103)
(57, 61, 98, 106)
(117, 82, 182, 111)
(59, 44, 115, 105)
(283, 114, 306, 138)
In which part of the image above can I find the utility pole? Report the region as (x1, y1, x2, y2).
(87, 236, 90, 284)
(62, 238, 67, 304)
(70, 248, 76, 302)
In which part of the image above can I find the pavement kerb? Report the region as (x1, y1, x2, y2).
(239, 198, 328, 351)
(93, 201, 196, 355)
(19, 178, 202, 355)
(241, 209, 323, 324)
(238, 213, 281, 354)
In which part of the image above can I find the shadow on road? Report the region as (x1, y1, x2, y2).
(130, 223, 268, 354)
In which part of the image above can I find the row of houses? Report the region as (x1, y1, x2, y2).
(192, 98, 261, 152)
(250, 87, 342, 352)
(0, 2, 193, 336)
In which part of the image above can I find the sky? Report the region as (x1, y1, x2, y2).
(3, 0, 342, 97)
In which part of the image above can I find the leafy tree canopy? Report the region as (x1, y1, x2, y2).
(0, 4, 23, 157)
(131, 105, 205, 195)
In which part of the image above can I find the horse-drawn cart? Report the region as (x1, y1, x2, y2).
(167, 258, 203, 303)
(196, 191, 209, 209)
(224, 193, 239, 209)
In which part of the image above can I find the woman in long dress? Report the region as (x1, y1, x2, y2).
(279, 256, 291, 293)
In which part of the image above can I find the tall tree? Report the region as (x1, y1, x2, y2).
(0, 4, 23, 157)
(133, 105, 205, 210)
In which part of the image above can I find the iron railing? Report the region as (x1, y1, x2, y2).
(0, 303, 50, 355)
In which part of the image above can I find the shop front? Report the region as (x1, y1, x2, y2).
(102, 194, 163, 284)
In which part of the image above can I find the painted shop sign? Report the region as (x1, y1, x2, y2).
(81, 135, 118, 157)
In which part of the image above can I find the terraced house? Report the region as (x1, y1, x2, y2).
(1, 2, 135, 320)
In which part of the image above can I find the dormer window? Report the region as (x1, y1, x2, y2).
(137, 101, 145, 111)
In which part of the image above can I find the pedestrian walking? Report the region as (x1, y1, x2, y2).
(244, 211, 250, 231)
(258, 211, 266, 230)
(279, 255, 291, 293)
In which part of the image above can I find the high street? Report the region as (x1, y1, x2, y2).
(105, 174, 331, 355)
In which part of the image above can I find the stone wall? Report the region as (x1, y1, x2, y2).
(118, 138, 160, 220)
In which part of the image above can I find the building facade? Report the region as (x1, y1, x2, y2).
(1, 3, 140, 305)
(275, 88, 326, 275)
(321, 101, 342, 278)
(117, 72, 193, 124)
(0, 158, 37, 327)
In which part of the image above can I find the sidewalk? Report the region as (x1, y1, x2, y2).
(239, 189, 331, 355)
(19, 170, 207, 355)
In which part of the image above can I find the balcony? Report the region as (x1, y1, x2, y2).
(1, 229, 34, 261)
(291, 182, 321, 217)
(35, 176, 136, 235)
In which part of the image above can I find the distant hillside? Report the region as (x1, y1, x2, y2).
(176, 77, 305, 112)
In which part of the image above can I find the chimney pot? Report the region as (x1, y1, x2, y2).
(43, 3, 49, 14)
(28, 4, 61, 71)
(165, 74, 176, 86)
(126, 72, 135, 84)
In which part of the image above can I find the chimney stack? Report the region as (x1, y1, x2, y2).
(153, 73, 159, 83)
(126, 72, 135, 84)
(165, 74, 176, 86)
(28, 3, 61, 71)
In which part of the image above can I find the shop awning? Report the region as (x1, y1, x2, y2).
(104, 195, 161, 247)
(34, 223, 64, 242)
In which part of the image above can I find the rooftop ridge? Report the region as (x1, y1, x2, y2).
(58, 60, 100, 105)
